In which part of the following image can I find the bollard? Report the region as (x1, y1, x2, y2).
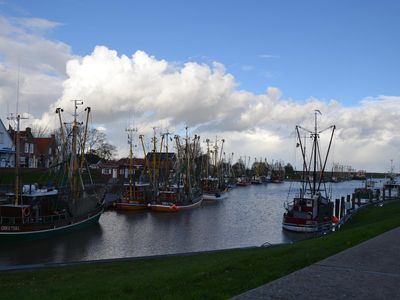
(340, 197, 345, 218)
(335, 198, 340, 218)
(346, 195, 351, 211)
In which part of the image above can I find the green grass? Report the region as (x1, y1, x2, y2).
(1, 201, 400, 300)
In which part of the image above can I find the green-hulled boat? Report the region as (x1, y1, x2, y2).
(0, 102, 105, 241)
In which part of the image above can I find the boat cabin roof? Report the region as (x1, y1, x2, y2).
(0, 204, 30, 208)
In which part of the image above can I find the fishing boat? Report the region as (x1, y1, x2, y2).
(270, 161, 285, 183)
(202, 178, 229, 201)
(236, 176, 250, 186)
(150, 187, 203, 212)
(282, 110, 335, 233)
(0, 102, 105, 241)
(114, 182, 151, 210)
(202, 137, 229, 201)
(382, 162, 400, 200)
(114, 128, 151, 211)
(150, 128, 203, 212)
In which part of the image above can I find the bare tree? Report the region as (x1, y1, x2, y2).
(85, 128, 107, 152)
(96, 142, 117, 161)
(31, 124, 50, 137)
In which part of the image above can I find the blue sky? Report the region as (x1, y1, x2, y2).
(1, 0, 400, 171)
(2, 0, 399, 105)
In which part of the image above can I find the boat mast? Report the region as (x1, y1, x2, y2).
(185, 126, 191, 197)
(312, 110, 319, 195)
(205, 138, 210, 189)
(162, 130, 171, 189)
(55, 108, 66, 160)
(152, 127, 157, 191)
(139, 134, 152, 187)
(126, 127, 137, 200)
(80, 107, 91, 170)
(218, 138, 225, 185)
(8, 113, 27, 205)
(158, 132, 165, 187)
(71, 100, 83, 199)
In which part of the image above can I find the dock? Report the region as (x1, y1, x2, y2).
(232, 226, 400, 299)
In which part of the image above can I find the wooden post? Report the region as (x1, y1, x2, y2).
(375, 189, 380, 202)
(351, 193, 356, 209)
(340, 196, 345, 218)
(335, 198, 340, 218)
(346, 195, 351, 212)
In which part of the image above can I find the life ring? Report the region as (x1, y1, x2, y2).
(22, 207, 31, 217)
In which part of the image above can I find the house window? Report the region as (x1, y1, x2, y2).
(29, 143, 34, 154)
(102, 168, 111, 175)
(25, 143, 29, 153)
(49, 147, 52, 155)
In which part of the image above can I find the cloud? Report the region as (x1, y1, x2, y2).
(259, 54, 280, 59)
(241, 65, 255, 72)
(1, 15, 400, 171)
(29, 45, 400, 171)
(17, 17, 61, 31)
(0, 16, 73, 126)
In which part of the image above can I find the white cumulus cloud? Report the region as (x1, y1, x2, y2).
(1, 16, 400, 172)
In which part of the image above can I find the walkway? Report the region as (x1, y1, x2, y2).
(232, 227, 400, 299)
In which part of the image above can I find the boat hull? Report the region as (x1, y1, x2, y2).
(151, 195, 203, 212)
(203, 192, 228, 201)
(115, 202, 148, 211)
(282, 220, 332, 233)
(0, 208, 103, 242)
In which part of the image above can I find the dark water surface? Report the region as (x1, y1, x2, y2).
(0, 180, 382, 268)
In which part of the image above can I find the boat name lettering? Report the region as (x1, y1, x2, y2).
(1, 225, 20, 231)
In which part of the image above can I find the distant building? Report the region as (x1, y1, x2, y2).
(0, 118, 15, 168)
(34, 136, 57, 168)
(7, 125, 57, 169)
(8, 126, 36, 168)
(98, 158, 145, 180)
(145, 152, 177, 181)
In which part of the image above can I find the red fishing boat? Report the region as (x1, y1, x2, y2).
(283, 110, 335, 233)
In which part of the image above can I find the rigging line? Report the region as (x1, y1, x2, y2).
(287, 129, 296, 201)
(307, 138, 315, 194)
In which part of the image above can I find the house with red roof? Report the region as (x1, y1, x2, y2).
(34, 136, 57, 168)
(7, 125, 57, 169)
(8, 126, 36, 168)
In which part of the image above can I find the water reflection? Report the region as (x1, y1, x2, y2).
(0, 180, 368, 268)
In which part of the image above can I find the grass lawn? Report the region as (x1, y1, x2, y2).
(1, 201, 399, 300)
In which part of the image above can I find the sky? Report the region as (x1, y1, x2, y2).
(0, 0, 399, 172)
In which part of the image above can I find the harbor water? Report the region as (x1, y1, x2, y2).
(0, 180, 384, 268)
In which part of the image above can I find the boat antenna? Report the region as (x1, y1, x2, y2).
(8, 113, 28, 206)
(71, 100, 84, 198)
(126, 127, 137, 201)
(8, 64, 28, 206)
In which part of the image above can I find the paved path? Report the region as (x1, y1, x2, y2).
(232, 227, 400, 299)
